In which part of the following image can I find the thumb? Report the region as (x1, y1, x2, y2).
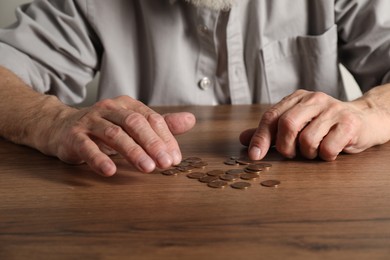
(163, 112, 196, 135)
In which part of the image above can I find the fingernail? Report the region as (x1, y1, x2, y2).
(249, 146, 262, 160)
(172, 150, 182, 165)
(139, 157, 156, 173)
(156, 151, 172, 168)
(100, 161, 116, 176)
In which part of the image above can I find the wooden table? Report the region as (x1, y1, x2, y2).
(1, 105, 390, 259)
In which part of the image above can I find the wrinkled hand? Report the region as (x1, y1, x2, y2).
(240, 88, 390, 161)
(44, 96, 196, 176)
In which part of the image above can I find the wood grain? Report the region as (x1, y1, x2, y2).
(1, 105, 390, 260)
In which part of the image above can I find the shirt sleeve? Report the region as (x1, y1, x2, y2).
(0, 0, 102, 104)
(336, 0, 390, 92)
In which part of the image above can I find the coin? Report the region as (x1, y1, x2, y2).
(246, 164, 264, 172)
(226, 169, 245, 175)
(175, 161, 190, 167)
(199, 175, 219, 183)
(224, 159, 239, 166)
(244, 168, 261, 174)
(219, 174, 240, 182)
(208, 180, 228, 189)
(191, 161, 208, 168)
(231, 182, 251, 190)
(161, 169, 180, 176)
(256, 163, 273, 170)
(176, 165, 194, 173)
(187, 172, 206, 179)
(260, 180, 281, 187)
(207, 170, 224, 176)
(240, 173, 259, 180)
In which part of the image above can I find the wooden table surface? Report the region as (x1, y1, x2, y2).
(1, 105, 390, 260)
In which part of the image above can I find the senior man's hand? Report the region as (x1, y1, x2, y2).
(240, 86, 390, 161)
(44, 96, 196, 176)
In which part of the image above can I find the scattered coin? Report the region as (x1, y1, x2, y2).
(176, 166, 195, 172)
(191, 161, 208, 168)
(256, 163, 273, 170)
(246, 164, 264, 172)
(220, 174, 240, 182)
(240, 173, 259, 180)
(199, 175, 219, 183)
(187, 172, 206, 179)
(208, 180, 228, 189)
(175, 161, 191, 167)
(260, 180, 281, 187)
(207, 170, 224, 176)
(226, 169, 245, 175)
(224, 159, 239, 166)
(231, 182, 251, 190)
(161, 169, 180, 176)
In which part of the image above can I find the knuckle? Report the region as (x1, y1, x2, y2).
(104, 125, 123, 140)
(123, 145, 144, 160)
(310, 91, 329, 102)
(261, 108, 280, 126)
(144, 138, 166, 152)
(279, 114, 299, 131)
(124, 112, 147, 127)
(147, 113, 166, 128)
(94, 98, 116, 110)
(295, 89, 309, 96)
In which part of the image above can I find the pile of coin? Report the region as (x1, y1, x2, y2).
(160, 156, 281, 190)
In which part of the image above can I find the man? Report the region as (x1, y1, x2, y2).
(0, 0, 390, 177)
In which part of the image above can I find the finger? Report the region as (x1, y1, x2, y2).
(163, 112, 196, 135)
(247, 90, 308, 160)
(239, 128, 257, 146)
(92, 121, 158, 172)
(104, 111, 176, 168)
(94, 98, 179, 168)
(72, 133, 117, 177)
(298, 114, 335, 159)
(319, 116, 359, 161)
(146, 112, 182, 165)
(276, 103, 323, 158)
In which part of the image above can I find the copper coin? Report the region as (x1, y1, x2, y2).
(191, 161, 208, 168)
(240, 173, 259, 180)
(176, 166, 194, 173)
(261, 180, 281, 187)
(199, 175, 219, 183)
(161, 169, 180, 176)
(224, 159, 239, 166)
(219, 174, 240, 182)
(246, 164, 264, 172)
(244, 168, 262, 174)
(175, 161, 191, 167)
(226, 169, 245, 175)
(207, 170, 224, 176)
(186, 172, 206, 179)
(231, 182, 251, 190)
(256, 163, 273, 170)
(208, 180, 228, 189)
(235, 159, 252, 165)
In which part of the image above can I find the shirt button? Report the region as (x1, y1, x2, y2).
(198, 24, 209, 35)
(198, 77, 212, 90)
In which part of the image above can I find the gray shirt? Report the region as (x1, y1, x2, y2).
(0, 0, 390, 106)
